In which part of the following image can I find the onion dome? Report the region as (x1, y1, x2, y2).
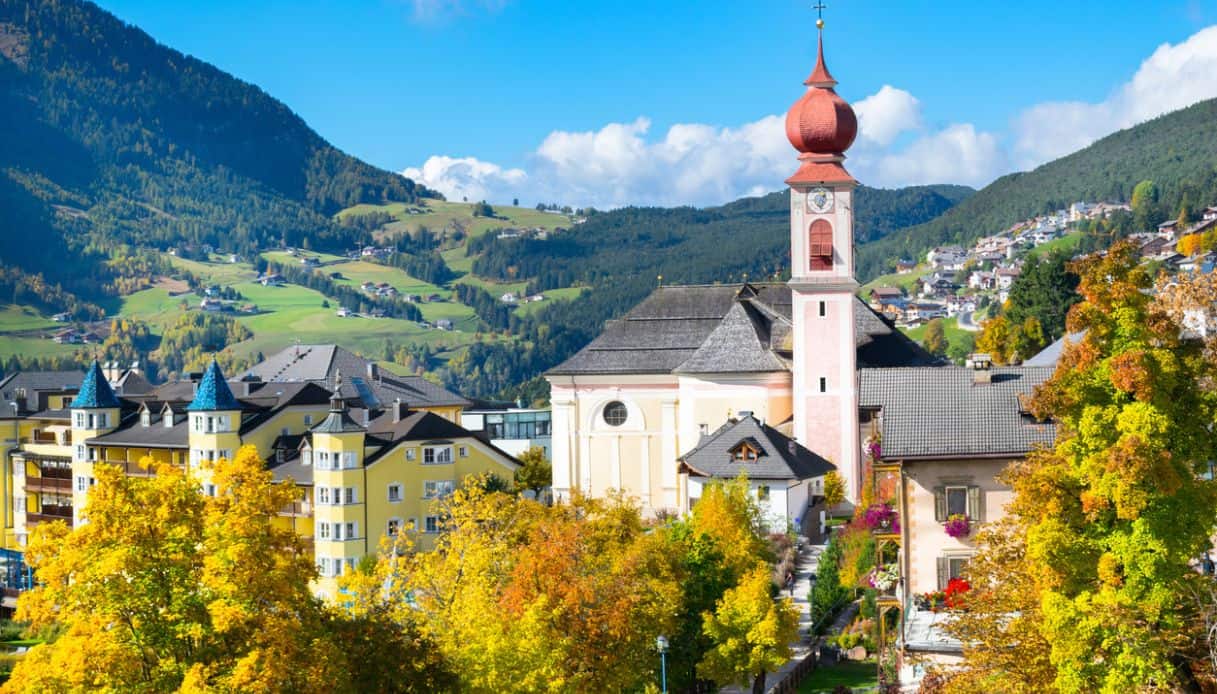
(785, 31, 857, 156)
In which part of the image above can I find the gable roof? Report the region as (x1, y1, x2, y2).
(243, 344, 470, 408)
(548, 283, 933, 376)
(679, 414, 835, 480)
(187, 361, 242, 412)
(860, 366, 1056, 460)
(70, 361, 120, 409)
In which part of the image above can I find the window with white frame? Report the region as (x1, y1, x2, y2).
(204, 484, 217, 497)
(424, 516, 440, 534)
(301, 449, 312, 466)
(344, 487, 356, 505)
(388, 483, 403, 503)
(423, 480, 455, 499)
(14, 497, 25, 513)
(387, 517, 402, 536)
(303, 415, 313, 426)
(318, 521, 331, 540)
(406, 448, 416, 461)
(316, 451, 331, 470)
(343, 452, 358, 469)
(317, 487, 331, 505)
(74, 412, 85, 428)
(75, 476, 86, 492)
(423, 446, 452, 465)
(934, 485, 982, 522)
(344, 522, 357, 540)
(458, 445, 468, 458)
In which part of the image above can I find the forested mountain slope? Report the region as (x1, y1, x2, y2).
(0, 0, 436, 311)
(856, 98, 1217, 280)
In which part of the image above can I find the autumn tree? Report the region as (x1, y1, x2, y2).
(698, 566, 800, 694)
(822, 470, 846, 509)
(6, 446, 346, 693)
(348, 485, 681, 693)
(944, 242, 1217, 692)
(923, 317, 948, 357)
(975, 315, 1011, 363)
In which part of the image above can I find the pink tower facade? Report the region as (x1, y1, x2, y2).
(785, 28, 862, 502)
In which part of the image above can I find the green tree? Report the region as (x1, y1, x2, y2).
(1005, 251, 1080, 341)
(923, 317, 948, 357)
(512, 446, 552, 496)
(945, 242, 1217, 692)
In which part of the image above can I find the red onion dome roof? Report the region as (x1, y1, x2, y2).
(785, 33, 857, 156)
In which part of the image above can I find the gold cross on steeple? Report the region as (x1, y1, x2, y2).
(814, 1, 826, 28)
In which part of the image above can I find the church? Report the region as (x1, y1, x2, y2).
(545, 26, 934, 524)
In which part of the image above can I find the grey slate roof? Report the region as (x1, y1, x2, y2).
(0, 370, 81, 415)
(860, 367, 1056, 459)
(548, 283, 933, 376)
(1023, 331, 1085, 367)
(679, 414, 835, 480)
(88, 417, 189, 448)
(244, 344, 470, 408)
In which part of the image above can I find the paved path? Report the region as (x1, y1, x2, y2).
(957, 310, 980, 332)
(720, 538, 829, 694)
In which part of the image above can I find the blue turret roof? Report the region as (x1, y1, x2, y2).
(187, 360, 242, 412)
(71, 360, 121, 409)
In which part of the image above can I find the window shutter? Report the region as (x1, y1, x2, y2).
(808, 219, 834, 270)
(934, 487, 947, 522)
(936, 557, 948, 590)
(968, 486, 982, 521)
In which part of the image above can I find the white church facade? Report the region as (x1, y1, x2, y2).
(545, 30, 935, 526)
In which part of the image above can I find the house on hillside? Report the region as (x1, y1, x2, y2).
(926, 246, 967, 271)
(895, 259, 917, 274)
(501, 292, 518, 304)
(869, 287, 905, 309)
(995, 267, 1020, 291)
(259, 273, 285, 287)
(200, 297, 223, 312)
(435, 319, 454, 331)
(920, 273, 958, 298)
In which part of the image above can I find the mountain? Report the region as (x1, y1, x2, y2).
(856, 97, 1217, 281)
(0, 0, 437, 310)
(447, 184, 972, 398)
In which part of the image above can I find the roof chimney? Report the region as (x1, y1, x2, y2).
(393, 398, 405, 423)
(738, 410, 754, 420)
(367, 362, 379, 382)
(969, 353, 993, 385)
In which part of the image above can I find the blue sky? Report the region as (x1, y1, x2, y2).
(101, 0, 1217, 206)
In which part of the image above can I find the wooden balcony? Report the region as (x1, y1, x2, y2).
(27, 506, 73, 526)
(24, 476, 72, 494)
(279, 501, 313, 518)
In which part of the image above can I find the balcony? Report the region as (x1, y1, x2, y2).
(279, 501, 312, 518)
(27, 506, 73, 526)
(24, 476, 72, 494)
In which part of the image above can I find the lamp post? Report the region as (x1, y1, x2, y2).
(808, 572, 818, 647)
(656, 634, 669, 694)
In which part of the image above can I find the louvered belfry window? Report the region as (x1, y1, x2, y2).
(809, 219, 834, 270)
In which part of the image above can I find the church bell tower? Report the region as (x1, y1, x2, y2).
(785, 18, 862, 502)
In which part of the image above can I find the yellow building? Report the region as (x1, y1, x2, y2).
(0, 357, 518, 603)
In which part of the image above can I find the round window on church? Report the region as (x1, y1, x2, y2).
(603, 401, 628, 427)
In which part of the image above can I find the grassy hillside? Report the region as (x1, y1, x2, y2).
(857, 97, 1217, 280)
(0, 0, 437, 313)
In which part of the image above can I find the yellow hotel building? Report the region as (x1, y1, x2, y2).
(0, 349, 519, 603)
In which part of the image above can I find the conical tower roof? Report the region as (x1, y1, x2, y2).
(71, 360, 121, 409)
(187, 360, 242, 412)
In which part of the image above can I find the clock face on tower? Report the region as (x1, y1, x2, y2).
(806, 186, 833, 214)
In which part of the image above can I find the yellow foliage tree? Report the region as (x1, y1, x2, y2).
(348, 484, 682, 693)
(5, 446, 343, 693)
(698, 566, 800, 694)
(822, 470, 846, 509)
(688, 475, 774, 577)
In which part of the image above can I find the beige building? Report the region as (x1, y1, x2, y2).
(859, 362, 1055, 681)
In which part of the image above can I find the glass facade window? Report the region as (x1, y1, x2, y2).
(484, 411, 552, 440)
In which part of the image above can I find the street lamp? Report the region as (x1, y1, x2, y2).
(656, 634, 669, 694)
(808, 572, 818, 642)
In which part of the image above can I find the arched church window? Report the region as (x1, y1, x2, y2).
(603, 401, 628, 427)
(809, 219, 833, 270)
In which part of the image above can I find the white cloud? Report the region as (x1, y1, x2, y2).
(403, 25, 1217, 207)
(402, 155, 526, 203)
(854, 86, 921, 146)
(1013, 25, 1217, 166)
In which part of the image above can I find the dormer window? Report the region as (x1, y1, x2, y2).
(809, 219, 833, 270)
(730, 441, 761, 462)
(140, 411, 151, 427)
